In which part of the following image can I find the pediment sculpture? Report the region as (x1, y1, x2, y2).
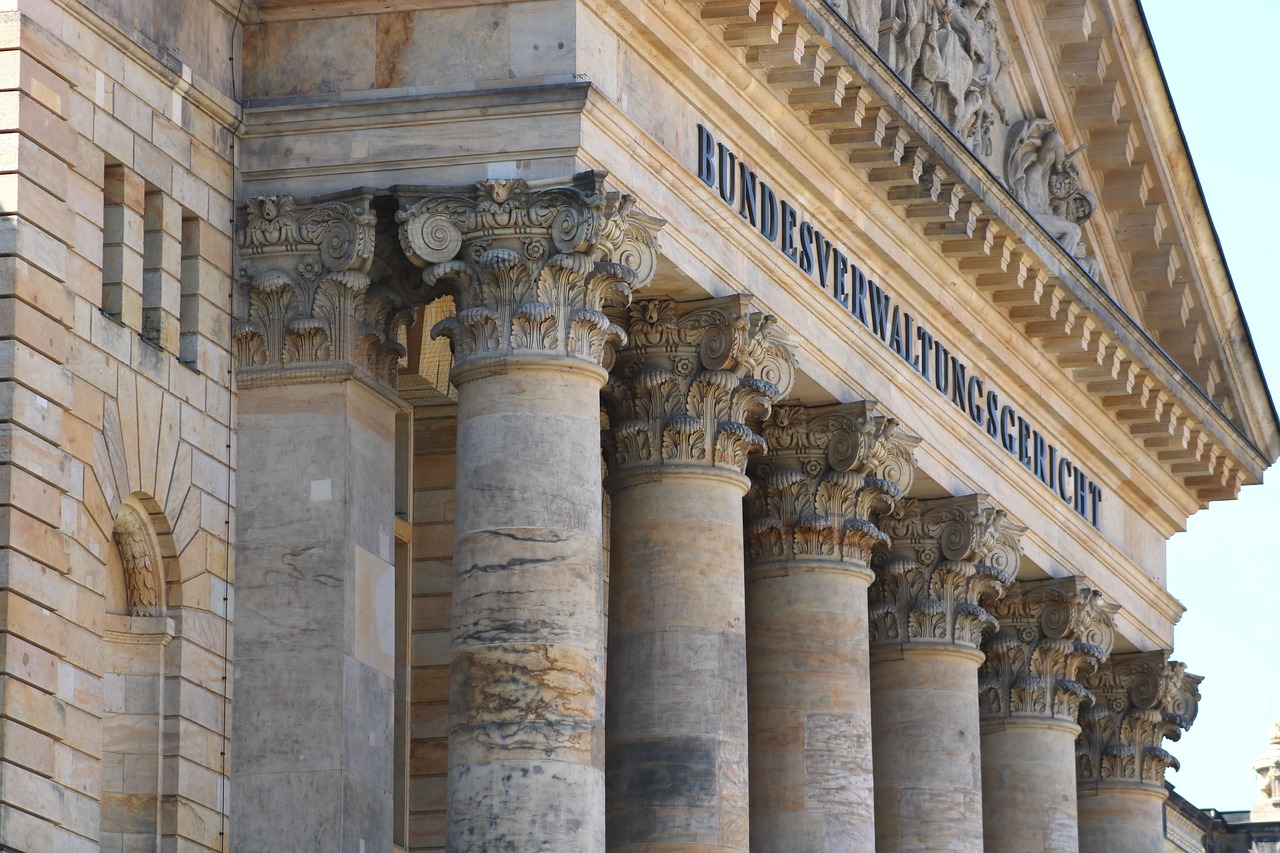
(1005, 118, 1101, 280)
(878, 0, 1010, 158)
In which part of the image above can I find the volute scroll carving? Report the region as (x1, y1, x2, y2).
(978, 578, 1119, 722)
(745, 402, 921, 568)
(602, 295, 797, 478)
(1076, 651, 1202, 789)
(234, 192, 412, 389)
(869, 495, 1023, 648)
(396, 172, 664, 377)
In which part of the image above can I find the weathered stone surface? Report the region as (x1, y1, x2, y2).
(604, 295, 793, 853)
(396, 175, 660, 852)
(871, 646, 987, 853)
(231, 379, 397, 851)
(744, 401, 917, 853)
(979, 578, 1118, 853)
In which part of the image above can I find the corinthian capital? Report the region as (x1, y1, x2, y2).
(1076, 651, 1202, 790)
(979, 578, 1118, 723)
(235, 192, 410, 388)
(744, 402, 920, 570)
(869, 495, 1023, 649)
(396, 172, 663, 379)
(602, 295, 796, 477)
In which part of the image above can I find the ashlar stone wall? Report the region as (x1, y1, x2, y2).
(0, 2, 238, 849)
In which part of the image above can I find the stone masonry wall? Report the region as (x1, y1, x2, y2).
(0, 2, 237, 849)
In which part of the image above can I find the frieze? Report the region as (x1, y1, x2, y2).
(695, 124, 1106, 527)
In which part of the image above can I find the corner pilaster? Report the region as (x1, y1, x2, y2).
(231, 190, 409, 851)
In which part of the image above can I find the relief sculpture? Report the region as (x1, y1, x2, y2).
(878, 0, 1010, 157)
(1005, 118, 1101, 279)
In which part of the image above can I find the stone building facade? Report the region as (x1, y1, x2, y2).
(0, 0, 1274, 852)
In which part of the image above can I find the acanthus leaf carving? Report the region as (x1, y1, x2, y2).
(745, 402, 920, 569)
(978, 578, 1119, 722)
(603, 295, 796, 477)
(870, 494, 1022, 648)
(397, 172, 663, 375)
(235, 191, 414, 388)
(1076, 651, 1203, 789)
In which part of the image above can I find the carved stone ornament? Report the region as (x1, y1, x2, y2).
(233, 192, 413, 389)
(869, 494, 1023, 648)
(1076, 651, 1202, 789)
(978, 578, 1119, 722)
(744, 401, 920, 569)
(602, 295, 797, 477)
(1252, 721, 1280, 820)
(396, 172, 663, 378)
(113, 506, 163, 618)
(875, 0, 1011, 158)
(1004, 118, 1101, 279)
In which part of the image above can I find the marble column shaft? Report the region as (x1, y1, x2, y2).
(399, 175, 661, 852)
(231, 192, 409, 850)
(1076, 651, 1202, 853)
(978, 578, 1118, 853)
(604, 295, 795, 853)
(869, 495, 1023, 853)
(743, 403, 918, 853)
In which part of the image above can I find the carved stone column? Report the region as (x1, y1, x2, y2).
(397, 174, 661, 852)
(868, 496, 1023, 853)
(1076, 652, 1202, 853)
(978, 578, 1118, 853)
(231, 191, 413, 851)
(744, 403, 918, 853)
(603, 295, 795, 853)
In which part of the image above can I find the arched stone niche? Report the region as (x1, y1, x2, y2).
(105, 496, 173, 619)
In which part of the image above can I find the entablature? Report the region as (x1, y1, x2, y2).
(658, 0, 1271, 509)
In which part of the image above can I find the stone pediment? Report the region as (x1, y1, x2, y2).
(678, 0, 1277, 506)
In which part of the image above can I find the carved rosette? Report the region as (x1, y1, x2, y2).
(869, 495, 1023, 649)
(744, 402, 920, 570)
(234, 192, 410, 388)
(396, 173, 663, 379)
(602, 295, 796, 478)
(1076, 652, 1202, 789)
(978, 578, 1119, 723)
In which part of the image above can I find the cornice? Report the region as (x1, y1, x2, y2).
(63, 0, 243, 131)
(654, 0, 1268, 507)
(1007, 0, 1279, 465)
(574, 13, 1186, 649)
(247, 0, 541, 23)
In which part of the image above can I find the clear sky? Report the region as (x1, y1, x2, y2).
(1141, 2, 1280, 812)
